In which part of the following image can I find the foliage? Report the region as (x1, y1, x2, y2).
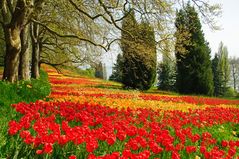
(78, 68, 95, 78)
(224, 87, 236, 97)
(121, 10, 157, 90)
(212, 54, 222, 96)
(0, 0, 221, 83)
(109, 54, 123, 83)
(175, 4, 214, 96)
(212, 42, 230, 96)
(60, 65, 95, 78)
(218, 42, 230, 95)
(157, 50, 176, 91)
(158, 61, 176, 91)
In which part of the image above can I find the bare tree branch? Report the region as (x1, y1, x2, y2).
(191, 0, 222, 29)
(31, 19, 108, 51)
(99, 0, 124, 32)
(40, 60, 69, 73)
(68, 0, 112, 24)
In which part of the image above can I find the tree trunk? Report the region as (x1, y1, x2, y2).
(1, 0, 37, 82)
(19, 24, 30, 80)
(31, 22, 40, 79)
(2, 25, 21, 82)
(232, 65, 236, 91)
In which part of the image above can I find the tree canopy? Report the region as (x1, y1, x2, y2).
(0, 0, 221, 83)
(175, 3, 214, 96)
(121, 10, 157, 90)
(212, 42, 230, 96)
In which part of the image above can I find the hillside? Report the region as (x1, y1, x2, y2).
(1, 65, 239, 158)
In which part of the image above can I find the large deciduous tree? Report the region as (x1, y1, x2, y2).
(1, 0, 44, 82)
(175, 4, 214, 96)
(19, 24, 31, 80)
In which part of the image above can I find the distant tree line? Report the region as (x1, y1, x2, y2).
(110, 3, 238, 97)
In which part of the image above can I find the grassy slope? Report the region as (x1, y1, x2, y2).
(0, 68, 51, 158)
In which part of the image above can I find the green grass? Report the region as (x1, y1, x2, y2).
(0, 69, 51, 106)
(0, 69, 51, 158)
(59, 65, 95, 78)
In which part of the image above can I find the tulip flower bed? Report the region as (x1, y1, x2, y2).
(8, 101, 239, 158)
(6, 66, 239, 158)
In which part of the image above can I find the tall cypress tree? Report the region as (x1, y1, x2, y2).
(175, 4, 214, 96)
(212, 54, 221, 96)
(136, 22, 157, 89)
(121, 9, 138, 88)
(121, 10, 157, 90)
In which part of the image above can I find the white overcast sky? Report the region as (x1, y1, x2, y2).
(203, 0, 239, 58)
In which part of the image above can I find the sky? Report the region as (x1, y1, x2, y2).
(203, 0, 239, 58)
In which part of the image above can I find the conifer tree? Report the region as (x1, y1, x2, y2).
(109, 54, 123, 82)
(212, 54, 222, 96)
(158, 43, 176, 91)
(158, 58, 176, 91)
(175, 4, 214, 96)
(158, 62, 176, 91)
(121, 10, 157, 90)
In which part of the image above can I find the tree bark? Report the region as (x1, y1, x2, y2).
(2, 25, 21, 82)
(2, 0, 34, 82)
(31, 22, 40, 79)
(1, 0, 44, 82)
(232, 65, 236, 91)
(19, 24, 30, 80)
